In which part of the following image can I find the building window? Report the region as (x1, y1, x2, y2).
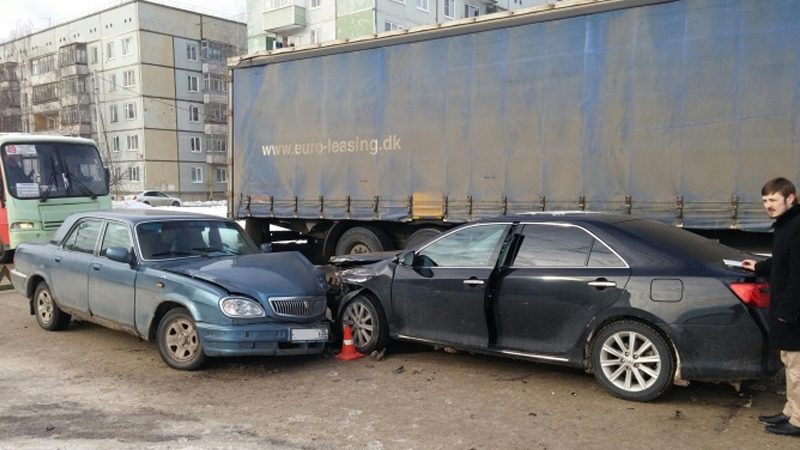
(444, 0, 454, 18)
(465, 4, 480, 17)
(191, 167, 203, 183)
(417, 0, 429, 11)
(111, 136, 120, 152)
(31, 56, 55, 75)
(189, 105, 200, 122)
(203, 73, 227, 93)
(311, 29, 322, 44)
(385, 21, 405, 31)
(32, 83, 58, 103)
(124, 102, 136, 120)
(128, 166, 140, 182)
(216, 167, 227, 184)
(311, 0, 321, 8)
(127, 134, 139, 151)
(201, 40, 236, 62)
(188, 75, 198, 92)
(123, 70, 135, 87)
(206, 103, 226, 124)
(108, 74, 117, 91)
(207, 134, 227, 153)
(91, 46, 98, 64)
(122, 37, 133, 56)
(106, 41, 115, 60)
(187, 43, 197, 61)
(113, 167, 121, 180)
(109, 105, 119, 123)
(190, 137, 201, 152)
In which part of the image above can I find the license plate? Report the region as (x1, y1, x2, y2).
(291, 328, 328, 342)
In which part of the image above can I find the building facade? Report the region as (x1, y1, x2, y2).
(0, 1, 245, 201)
(246, 0, 557, 52)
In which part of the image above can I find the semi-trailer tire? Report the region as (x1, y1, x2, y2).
(405, 227, 442, 249)
(335, 226, 393, 255)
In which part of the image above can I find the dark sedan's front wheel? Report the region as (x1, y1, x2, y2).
(157, 308, 206, 370)
(340, 294, 389, 354)
(591, 321, 674, 402)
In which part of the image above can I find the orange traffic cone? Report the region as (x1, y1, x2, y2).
(335, 325, 365, 361)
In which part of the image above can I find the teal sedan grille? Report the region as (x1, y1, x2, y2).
(269, 296, 326, 317)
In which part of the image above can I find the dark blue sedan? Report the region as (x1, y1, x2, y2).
(331, 213, 777, 401)
(11, 209, 330, 370)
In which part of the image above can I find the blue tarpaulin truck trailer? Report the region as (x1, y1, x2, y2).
(228, 0, 799, 261)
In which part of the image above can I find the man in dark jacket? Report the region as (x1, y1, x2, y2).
(743, 177, 800, 436)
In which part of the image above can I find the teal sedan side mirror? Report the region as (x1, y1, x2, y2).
(106, 246, 133, 264)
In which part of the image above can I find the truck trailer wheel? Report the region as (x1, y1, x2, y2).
(405, 227, 442, 249)
(335, 226, 393, 255)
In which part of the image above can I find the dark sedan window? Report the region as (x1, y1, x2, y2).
(416, 224, 508, 267)
(62, 219, 103, 254)
(512, 224, 625, 268)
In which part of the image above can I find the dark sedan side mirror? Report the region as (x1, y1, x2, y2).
(401, 251, 415, 267)
(260, 243, 273, 253)
(106, 246, 133, 264)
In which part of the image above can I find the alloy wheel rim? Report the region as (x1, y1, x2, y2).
(599, 331, 661, 392)
(343, 302, 374, 347)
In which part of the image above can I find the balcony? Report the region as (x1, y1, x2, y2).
(262, 3, 306, 32)
(205, 153, 227, 165)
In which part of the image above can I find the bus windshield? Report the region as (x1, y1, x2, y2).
(2, 143, 109, 200)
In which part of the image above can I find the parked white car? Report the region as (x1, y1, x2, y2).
(124, 190, 182, 207)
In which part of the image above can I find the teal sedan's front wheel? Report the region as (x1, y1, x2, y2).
(157, 308, 206, 370)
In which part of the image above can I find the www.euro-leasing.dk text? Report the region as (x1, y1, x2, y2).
(262, 135, 402, 157)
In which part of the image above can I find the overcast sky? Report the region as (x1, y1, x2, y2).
(0, 0, 247, 42)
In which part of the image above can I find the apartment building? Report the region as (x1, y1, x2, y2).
(246, 0, 556, 52)
(0, 1, 245, 201)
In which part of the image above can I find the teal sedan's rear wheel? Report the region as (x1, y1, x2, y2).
(157, 308, 206, 370)
(34, 281, 71, 331)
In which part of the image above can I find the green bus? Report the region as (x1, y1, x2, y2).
(0, 134, 112, 262)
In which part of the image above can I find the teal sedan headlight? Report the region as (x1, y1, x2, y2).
(219, 297, 266, 318)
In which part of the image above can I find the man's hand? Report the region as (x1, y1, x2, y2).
(742, 259, 758, 271)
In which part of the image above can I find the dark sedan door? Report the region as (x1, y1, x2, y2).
(391, 223, 510, 348)
(493, 223, 631, 355)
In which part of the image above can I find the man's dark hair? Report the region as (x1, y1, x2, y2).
(762, 177, 797, 204)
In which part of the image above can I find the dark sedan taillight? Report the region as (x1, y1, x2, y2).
(730, 282, 770, 308)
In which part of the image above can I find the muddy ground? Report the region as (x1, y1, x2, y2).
(0, 286, 798, 450)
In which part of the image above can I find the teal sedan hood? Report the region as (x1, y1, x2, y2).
(155, 251, 327, 298)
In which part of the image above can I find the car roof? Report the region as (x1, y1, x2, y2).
(472, 211, 644, 226)
(67, 209, 225, 225)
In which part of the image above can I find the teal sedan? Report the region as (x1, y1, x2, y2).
(10, 209, 330, 370)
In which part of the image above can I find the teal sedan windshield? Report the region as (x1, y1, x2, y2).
(136, 220, 258, 260)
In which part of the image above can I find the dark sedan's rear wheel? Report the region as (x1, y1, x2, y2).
(591, 321, 674, 402)
(339, 294, 389, 354)
(157, 308, 206, 370)
(34, 281, 71, 331)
